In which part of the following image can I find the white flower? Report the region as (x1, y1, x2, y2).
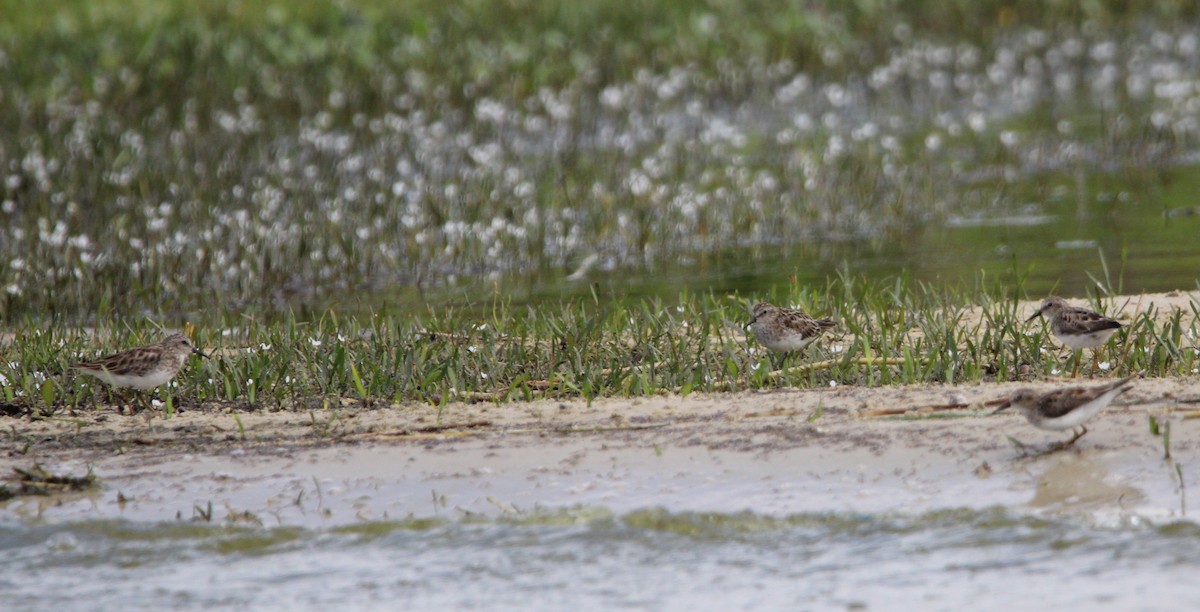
(309, 338, 322, 347)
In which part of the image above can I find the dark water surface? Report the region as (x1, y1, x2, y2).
(3, 509, 1198, 610)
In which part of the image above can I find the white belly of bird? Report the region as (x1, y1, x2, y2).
(1033, 389, 1122, 430)
(1055, 328, 1118, 350)
(87, 367, 176, 390)
(756, 331, 817, 353)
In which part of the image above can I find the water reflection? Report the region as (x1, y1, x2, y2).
(1027, 453, 1145, 514)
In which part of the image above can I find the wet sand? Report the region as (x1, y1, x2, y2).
(3, 375, 1198, 527)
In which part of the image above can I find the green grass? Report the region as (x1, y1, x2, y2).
(3, 275, 1196, 415)
(0, 1, 1197, 414)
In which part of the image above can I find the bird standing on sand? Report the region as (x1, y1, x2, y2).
(744, 302, 836, 370)
(72, 332, 209, 411)
(992, 375, 1135, 448)
(1026, 296, 1123, 377)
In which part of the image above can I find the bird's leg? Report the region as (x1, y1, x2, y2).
(1065, 426, 1089, 446)
(1090, 349, 1099, 378)
(114, 389, 130, 415)
(770, 352, 787, 373)
(1071, 350, 1081, 378)
(1005, 435, 1031, 457)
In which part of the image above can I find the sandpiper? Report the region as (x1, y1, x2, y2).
(1026, 296, 1123, 377)
(992, 375, 1135, 448)
(744, 302, 836, 370)
(72, 332, 209, 410)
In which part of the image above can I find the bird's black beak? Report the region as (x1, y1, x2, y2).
(193, 347, 210, 359)
(743, 316, 756, 331)
(990, 400, 1012, 415)
(1024, 308, 1044, 323)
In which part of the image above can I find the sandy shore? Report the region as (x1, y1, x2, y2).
(2, 292, 1199, 526)
(3, 375, 1198, 527)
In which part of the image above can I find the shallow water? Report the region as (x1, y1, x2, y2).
(3, 509, 1197, 610)
(353, 161, 1200, 315)
(2, 429, 1195, 610)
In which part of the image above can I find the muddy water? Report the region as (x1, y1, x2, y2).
(4, 509, 1199, 610)
(1, 437, 1195, 610)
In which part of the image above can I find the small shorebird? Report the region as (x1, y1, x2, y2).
(1026, 296, 1123, 377)
(992, 375, 1135, 448)
(744, 302, 836, 370)
(72, 333, 209, 410)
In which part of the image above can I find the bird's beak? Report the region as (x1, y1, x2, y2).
(1024, 308, 1044, 323)
(990, 400, 1012, 415)
(193, 347, 210, 359)
(743, 316, 756, 331)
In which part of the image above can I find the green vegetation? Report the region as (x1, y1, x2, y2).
(3, 274, 1196, 414)
(1, 1, 1198, 410)
(2, 0, 1198, 321)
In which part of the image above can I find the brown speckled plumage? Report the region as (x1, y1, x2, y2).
(993, 376, 1135, 446)
(1026, 296, 1122, 349)
(745, 302, 836, 356)
(1026, 296, 1123, 377)
(72, 333, 208, 390)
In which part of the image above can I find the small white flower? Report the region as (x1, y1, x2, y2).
(468, 345, 478, 353)
(1099, 361, 1111, 371)
(1051, 368, 1061, 376)
(828, 380, 838, 388)
(309, 338, 322, 347)
(832, 344, 844, 354)
(151, 399, 163, 408)
(259, 343, 271, 351)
